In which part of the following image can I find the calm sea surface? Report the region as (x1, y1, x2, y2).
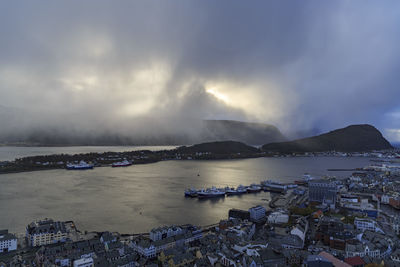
(0, 147, 373, 233)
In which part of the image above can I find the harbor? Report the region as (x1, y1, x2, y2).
(184, 179, 305, 199)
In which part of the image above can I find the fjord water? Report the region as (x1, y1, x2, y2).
(0, 150, 372, 233)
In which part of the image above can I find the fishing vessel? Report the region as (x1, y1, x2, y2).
(246, 184, 262, 193)
(66, 161, 94, 170)
(184, 188, 198, 197)
(225, 185, 247, 196)
(197, 187, 225, 199)
(112, 160, 133, 167)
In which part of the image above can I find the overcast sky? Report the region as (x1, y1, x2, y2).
(1, 1, 400, 141)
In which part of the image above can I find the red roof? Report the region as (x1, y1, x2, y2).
(344, 256, 366, 266)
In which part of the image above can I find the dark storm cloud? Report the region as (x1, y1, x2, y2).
(1, 1, 400, 141)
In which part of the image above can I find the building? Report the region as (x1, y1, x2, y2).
(290, 216, 308, 244)
(0, 230, 17, 253)
(248, 206, 266, 222)
(309, 180, 337, 205)
(267, 211, 289, 224)
(73, 257, 94, 267)
(149, 226, 182, 242)
(354, 217, 381, 232)
(392, 216, 400, 235)
(315, 217, 355, 250)
(26, 219, 68, 247)
(345, 242, 380, 258)
(228, 209, 250, 221)
(306, 255, 333, 267)
(391, 249, 400, 263)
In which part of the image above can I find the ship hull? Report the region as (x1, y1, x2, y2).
(112, 163, 132, 167)
(66, 166, 93, 170)
(197, 193, 225, 199)
(226, 191, 246, 196)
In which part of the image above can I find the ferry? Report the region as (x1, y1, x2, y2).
(197, 187, 225, 199)
(112, 160, 133, 167)
(184, 188, 198, 198)
(246, 184, 262, 193)
(261, 180, 287, 193)
(66, 161, 94, 170)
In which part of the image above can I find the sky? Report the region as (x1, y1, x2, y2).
(1, 1, 400, 142)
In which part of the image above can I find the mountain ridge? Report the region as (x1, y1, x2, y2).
(262, 124, 393, 153)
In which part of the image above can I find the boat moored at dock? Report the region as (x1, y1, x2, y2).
(184, 188, 198, 197)
(112, 160, 133, 167)
(226, 185, 247, 196)
(197, 187, 225, 199)
(246, 184, 262, 193)
(66, 161, 94, 170)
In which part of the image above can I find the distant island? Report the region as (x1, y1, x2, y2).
(262, 124, 393, 153)
(0, 124, 396, 175)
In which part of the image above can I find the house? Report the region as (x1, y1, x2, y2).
(149, 226, 183, 242)
(354, 218, 382, 233)
(345, 242, 380, 259)
(267, 211, 289, 224)
(100, 232, 117, 244)
(306, 255, 333, 267)
(73, 256, 93, 267)
(390, 249, 400, 263)
(26, 219, 68, 247)
(130, 238, 156, 258)
(290, 216, 308, 243)
(248, 206, 266, 222)
(0, 230, 17, 253)
(315, 217, 354, 250)
(258, 248, 286, 266)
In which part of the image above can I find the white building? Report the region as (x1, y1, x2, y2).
(249, 206, 266, 221)
(391, 249, 400, 263)
(267, 211, 289, 224)
(149, 225, 182, 241)
(130, 239, 156, 258)
(73, 257, 94, 267)
(26, 219, 68, 247)
(0, 230, 17, 253)
(345, 243, 380, 258)
(290, 217, 308, 243)
(354, 217, 382, 232)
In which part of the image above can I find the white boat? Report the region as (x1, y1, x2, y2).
(226, 185, 247, 195)
(247, 184, 262, 193)
(197, 187, 225, 199)
(66, 161, 94, 170)
(184, 188, 198, 197)
(112, 160, 133, 167)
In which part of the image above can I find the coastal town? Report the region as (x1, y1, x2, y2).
(1, 159, 400, 267)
